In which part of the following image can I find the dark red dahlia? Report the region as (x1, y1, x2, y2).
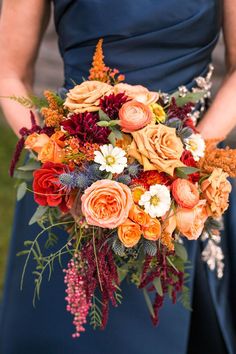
(168, 97, 194, 120)
(180, 150, 200, 182)
(61, 112, 110, 144)
(99, 92, 128, 119)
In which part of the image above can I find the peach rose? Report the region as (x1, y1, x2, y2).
(64, 80, 112, 113)
(128, 124, 184, 176)
(129, 204, 150, 226)
(81, 180, 133, 229)
(114, 83, 159, 105)
(143, 218, 161, 241)
(172, 178, 199, 208)
(118, 218, 142, 247)
(38, 132, 65, 163)
(119, 100, 153, 133)
(25, 133, 50, 153)
(176, 200, 208, 240)
(201, 168, 232, 217)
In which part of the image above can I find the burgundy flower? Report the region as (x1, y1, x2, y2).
(168, 98, 194, 120)
(180, 150, 200, 182)
(99, 92, 128, 119)
(62, 112, 110, 144)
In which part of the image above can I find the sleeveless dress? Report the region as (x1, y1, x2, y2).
(1, 1, 236, 353)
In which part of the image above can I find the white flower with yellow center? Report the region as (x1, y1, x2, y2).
(185, 133, 205, 161)
(94, 144, 127, 174)
(139, 184, 171, 218)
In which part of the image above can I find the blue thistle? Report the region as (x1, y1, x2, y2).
(75, 173, 91, 189)
(127, 163, 140, 177)
(85, 163, 103, 180)
(117, 174, 132, 185)
(59, 172, 78, 189)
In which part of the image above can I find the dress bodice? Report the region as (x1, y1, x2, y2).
(53, 0, 221, 92)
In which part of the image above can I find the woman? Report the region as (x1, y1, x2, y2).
(0, 0, 235, 353)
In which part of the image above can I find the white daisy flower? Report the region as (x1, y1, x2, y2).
(94, 144, 127, 174)
(185, 133, 205, 161)
(139, 184, 171, 218)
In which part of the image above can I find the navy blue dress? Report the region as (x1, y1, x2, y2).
(1, 1, 236, 353)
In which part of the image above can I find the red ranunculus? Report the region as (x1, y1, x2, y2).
(33, 162, 69, 212)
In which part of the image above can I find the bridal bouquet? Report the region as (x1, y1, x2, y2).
(10, 39, 235, 338)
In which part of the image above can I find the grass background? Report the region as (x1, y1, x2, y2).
(0, 119, 16, 293)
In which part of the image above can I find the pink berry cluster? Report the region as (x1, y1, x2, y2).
(64, 258, 91, 338)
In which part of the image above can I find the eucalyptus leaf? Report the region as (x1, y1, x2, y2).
(97, 121, 110, 127)
(143, 289, 155, 317)
(175, 166, 199, 179)
(110, 128, 123, 140)
(17, 182, 27, 201)
(174, 242, 188, 262)
(171, 92, 205, 107)
(98, 110, 110, 121)
(108, 131, 116, 145)
(153, 277, 163, 296)
(180, 127, 193, 139)
(18, 161, 41, 171)
(14, 170, 33, 182)
(29, 206, 49, 225)
(117, 265, 129, 282)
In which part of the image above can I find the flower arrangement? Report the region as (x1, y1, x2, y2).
(10, 39, 236, 338)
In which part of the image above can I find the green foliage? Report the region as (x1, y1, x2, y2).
(171, 91, 205, 106)
(28, 206, 49, 225)
(143, 239, 157, 256)
(143, 288, 155, 317)
(7, 95, 48, 110)
(175, 166, 199, 179)
(90, 295, 103, 329)
(153, 277, 163, 297)
(174, 242, 188, 262)
(16, 182, 27, 201)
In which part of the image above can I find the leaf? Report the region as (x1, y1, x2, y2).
(97, 121, 110, 127)
(17, 182, 27, 201)
(171, 92, 205, 107)
(14, 169, 33, 182)
(108, 131, 116, 145)
(143, 289, 155, 317)
(174, 242, 188, 262)
(18, 161, 41, 171)
(117, 265, 129, 282)
(98, 110, 110, 121)
(175, 166, 199, 179)
(29, 206, 49, 225)
(108, 119, 121, 127)
(180, 127, 193, 139)
(153, 277, 163, 296)
(110, 127, 123, 139)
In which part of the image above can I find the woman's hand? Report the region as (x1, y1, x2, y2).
(0, 0, 51, 136)
(197, 0, 236, 140)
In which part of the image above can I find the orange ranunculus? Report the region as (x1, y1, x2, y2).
(64, 80, 112, 113)
(172, 178, 199, 208)
(129, 204, 150, 226)
(25, 133, 50, 153)
(131, 185, 147, 204)
(128, 124, 184, 176)
(81, 180, 133, 229)
(161, 211, 177, 250)
(176, 200, 208, 240)
(118, 218, 142, 247)
(119, 100, 153, 133)
(38, 138, 65, 164)
(114, 83, 159, 105)
(143, 218, 161, 241)
(201, 168, 232, 217)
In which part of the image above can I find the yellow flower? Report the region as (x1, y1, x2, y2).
(151, 103, 166, 123)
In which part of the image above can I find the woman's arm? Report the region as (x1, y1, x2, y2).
(197, 0, 236, 139)
(0, 0, 51, 136)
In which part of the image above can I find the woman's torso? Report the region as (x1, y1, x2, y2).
(53, 0, 222, 91)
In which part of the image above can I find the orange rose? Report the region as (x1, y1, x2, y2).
(161, 211, 177, 251)
(114, 83, 159, 105)
(64, 80, 112, 113)
(118, 218, 142, 247)
(25, 133, 50, 153)
(81, 180, 133, 229)
(38, 132, 65, 163)
(201, 168, 232, 217)
(129, 204, 150, 226)
(131, 185, 147, 204)
(172, 178, 199, 208)
(176, 200, 208, 240)
(143, 218, 161, 241)
(119, 100, 153, 133)
(129, 124, 184, 176)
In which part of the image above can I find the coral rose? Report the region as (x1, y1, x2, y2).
(81, 180, 133, 229)
(33, 162, 69, 212)
(64, 81, 112, 113)
(143, 218, 161, 241)
(172, 178, 199, 208)
(118, 218, 142, 247)
(25, 133, 50, 153)
(129, 124, 184, 176)
(176, 200, 208, 240)
(119, 100, 153, 133)
(129, 204, 150, 226)
(38, 132, 65, 164)
(114, 83, 158, 105)
(201, 168, 232, 217)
